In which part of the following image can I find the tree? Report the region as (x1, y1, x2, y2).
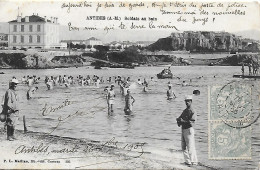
(81, 44, 86, 49)
(94, 45, 109, 52)
(117, 45, 122, 50)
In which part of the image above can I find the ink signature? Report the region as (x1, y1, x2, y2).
(15, 137, 147, 168)
(48, 97, 107, 135)
(40, 99, 75, 116)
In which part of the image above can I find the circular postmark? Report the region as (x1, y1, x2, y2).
(215, 81, 260, 128)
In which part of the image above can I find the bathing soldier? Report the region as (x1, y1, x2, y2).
(107, 84, 116, 113)
(3, 79, 19, 141)
(176, 95, 198, 166)
(167, 84, 176, 100)
(124, 89, 135, 114)
(27, 86, 38, 100)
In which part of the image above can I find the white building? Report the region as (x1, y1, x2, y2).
(85, 37, 103, 47)
(8, 14, 61, 49)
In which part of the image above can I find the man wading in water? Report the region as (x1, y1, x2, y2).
(124, 89, 135, 114)
(176, 95, 198, 166)
(107, 84, 116, 113)
(167, 84, 176, 100)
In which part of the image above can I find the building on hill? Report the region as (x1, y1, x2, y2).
(85, 37, 103, 48)
(8, 14, 61, 49)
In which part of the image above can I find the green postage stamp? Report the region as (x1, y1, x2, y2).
(208, 82, 253, 159)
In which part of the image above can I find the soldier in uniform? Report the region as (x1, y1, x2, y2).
(3, 79, 19, 141)
(176, 95, 198, 166)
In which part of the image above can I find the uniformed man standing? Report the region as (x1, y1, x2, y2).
(176, 95, 198, 166)
(3, 79, 19, 141)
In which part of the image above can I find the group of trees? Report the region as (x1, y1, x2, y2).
(85, 45, 176, 64)
(83, 45, 147, 63)
(109, 46, 144, 63)
(0, 53, 27, 68)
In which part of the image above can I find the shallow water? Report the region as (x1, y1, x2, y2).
(0, 66, 259, 169)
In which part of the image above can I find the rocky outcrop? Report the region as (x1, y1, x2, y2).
(0, 53, 85, 69)
(147, 31, 260, 52)
(216, 53, 260, 66)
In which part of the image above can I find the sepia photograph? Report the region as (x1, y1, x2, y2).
(0, 0, 259, 169)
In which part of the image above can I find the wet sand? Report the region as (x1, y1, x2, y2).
(0, 128, 214, 169)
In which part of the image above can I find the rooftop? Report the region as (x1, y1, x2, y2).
(9, 14, 56, 23)
(87, 37, 101, 41)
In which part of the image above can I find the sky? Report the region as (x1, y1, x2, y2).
(0, 0, 259, 43)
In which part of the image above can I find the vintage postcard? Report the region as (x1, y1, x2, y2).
(0, 0, 259, 169)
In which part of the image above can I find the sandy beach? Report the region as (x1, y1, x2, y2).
(0, 128, 215, 169)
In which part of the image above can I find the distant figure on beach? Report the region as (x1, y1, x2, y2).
(167, 84, 176, 100)
(27, 86, 38, 100)
(2, 79, 19, 141)
(124, 89, 135, 114)
(241, 63, 245, 76)
(107, 84, 116, 113)
(253, 62, 259, 75)
(176, 95, 198, 166)
(248, 63, 252, 75)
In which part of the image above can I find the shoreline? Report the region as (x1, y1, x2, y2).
(0, 51, 259, 69)
(0, 128, 216, 169)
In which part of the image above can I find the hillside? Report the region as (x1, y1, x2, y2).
(146, 37, 173, 52)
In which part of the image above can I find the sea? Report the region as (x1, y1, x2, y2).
(0, 65, 259, 169)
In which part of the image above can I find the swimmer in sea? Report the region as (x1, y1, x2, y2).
(167, 84, 176, 100)
(27, 86, 38, 100)
(143, 82, 148, 92)
(107, 84, 116, 113)
(182, 81, 188, 87)
(124, 89, 135, 114)
(137, 79, 142, 85)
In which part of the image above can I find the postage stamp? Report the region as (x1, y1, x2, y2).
(208, 81, 252, 122)
(208, 121, 251, 159)
(208, 81, 254, 159)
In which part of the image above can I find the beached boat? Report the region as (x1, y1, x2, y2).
(233, 74, 260, 79)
